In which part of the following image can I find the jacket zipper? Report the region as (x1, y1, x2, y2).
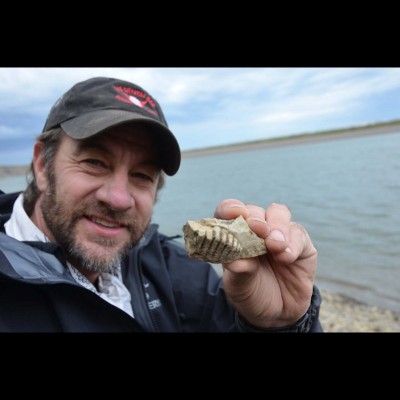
(130, 248, 158, 332)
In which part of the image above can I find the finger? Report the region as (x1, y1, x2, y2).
(288, 222, 317, 260)
(269, 222, 316, 267)
(214, 199, 250, 220)
(245, 204, 269, 239)
(269, 222, 305, 264)
(265, 203, 292, 253)
(222, 258, 258, 275)
(215, 201, 269, 238)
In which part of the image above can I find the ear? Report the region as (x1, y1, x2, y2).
(33, 142, 48, 192)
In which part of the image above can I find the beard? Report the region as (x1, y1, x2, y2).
(40, 169, 150, 274)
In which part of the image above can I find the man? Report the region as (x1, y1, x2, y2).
(0, 77, 322, 332)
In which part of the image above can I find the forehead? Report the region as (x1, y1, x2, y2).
(64, 123, 160, 161)
(95, 124, 157, 149)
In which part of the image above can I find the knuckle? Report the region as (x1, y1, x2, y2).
(270, 202, 291, 216)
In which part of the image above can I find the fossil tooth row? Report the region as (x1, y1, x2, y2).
(182, 215, 267, 263)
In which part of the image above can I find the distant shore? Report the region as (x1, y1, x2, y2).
(182, 120, 400, 158)
(1, 120, 400, 178)
(0, 165, 29, 178)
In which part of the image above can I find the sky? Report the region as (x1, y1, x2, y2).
(1, 67, 400, 166)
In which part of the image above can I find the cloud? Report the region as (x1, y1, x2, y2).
(0, 125, 18, 136)
(0, 68, 400, 160)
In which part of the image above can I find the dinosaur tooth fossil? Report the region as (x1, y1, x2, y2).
(182, 215, 267, 263)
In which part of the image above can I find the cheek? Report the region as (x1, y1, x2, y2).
(135, 191, 156, 217)
(61, 175, 99, 200)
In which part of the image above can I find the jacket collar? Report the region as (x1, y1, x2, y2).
(0, 232, 74, 284)
(0, 191, 21, 232)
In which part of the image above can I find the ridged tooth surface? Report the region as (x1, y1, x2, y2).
(182, 215, 267, 263)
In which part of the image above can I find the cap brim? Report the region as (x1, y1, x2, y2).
(60, 109, 180, 176)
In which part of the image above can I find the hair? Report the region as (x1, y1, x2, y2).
(23, 127, 166, 216)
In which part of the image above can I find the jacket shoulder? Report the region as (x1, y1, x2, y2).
(0, 191, 21, 230)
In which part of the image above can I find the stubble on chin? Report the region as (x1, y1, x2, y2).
(40, 176, 149, 274)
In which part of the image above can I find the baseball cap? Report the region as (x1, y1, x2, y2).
(43, 77, 181, 176)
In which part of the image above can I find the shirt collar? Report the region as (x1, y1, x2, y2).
(4, 193, 49, 242)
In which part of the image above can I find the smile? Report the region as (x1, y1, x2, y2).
(90, 216, 123, 228)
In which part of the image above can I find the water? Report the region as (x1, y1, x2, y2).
(0, 175, 28, 193)
(1, 132, 400, 312)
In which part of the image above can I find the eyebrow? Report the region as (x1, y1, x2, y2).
(73, 139, 110, 157)
(72, 138, 161, 170)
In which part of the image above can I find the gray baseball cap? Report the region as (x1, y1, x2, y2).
(43, 77, 181, 176)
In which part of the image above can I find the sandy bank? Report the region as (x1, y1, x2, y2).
(1, 121, 400, 177)
(0, 165, 29, 178)
(182, 121, 400, 158)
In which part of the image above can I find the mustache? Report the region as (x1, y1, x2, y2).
(74, 202, 137, 229)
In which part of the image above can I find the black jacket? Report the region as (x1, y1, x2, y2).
(0, 191, 322, 332)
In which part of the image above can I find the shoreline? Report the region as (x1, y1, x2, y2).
(319, 289, 400, 332)
(1, 121, 400, 177)
(0, 165, 29, 178)
(182, 121, 400, 158)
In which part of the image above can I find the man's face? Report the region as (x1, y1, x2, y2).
(36, 125, 161, 274)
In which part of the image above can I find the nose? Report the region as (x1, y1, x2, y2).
(95, 173, 134, 211)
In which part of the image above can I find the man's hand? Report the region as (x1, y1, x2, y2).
(214, 199, 317, 329)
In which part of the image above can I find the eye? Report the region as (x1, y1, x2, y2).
(132, 172, 154, 182)
(83, 159, 105, 167)
(79, 159, 108, 174)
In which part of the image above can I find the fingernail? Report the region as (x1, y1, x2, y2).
(250, 217, 267, 224)
(269, 230, 285, 242)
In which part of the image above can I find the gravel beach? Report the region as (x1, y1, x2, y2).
(319, 289, 400, 332)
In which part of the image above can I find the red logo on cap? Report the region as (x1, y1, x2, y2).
(113, 86, 159, 118)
